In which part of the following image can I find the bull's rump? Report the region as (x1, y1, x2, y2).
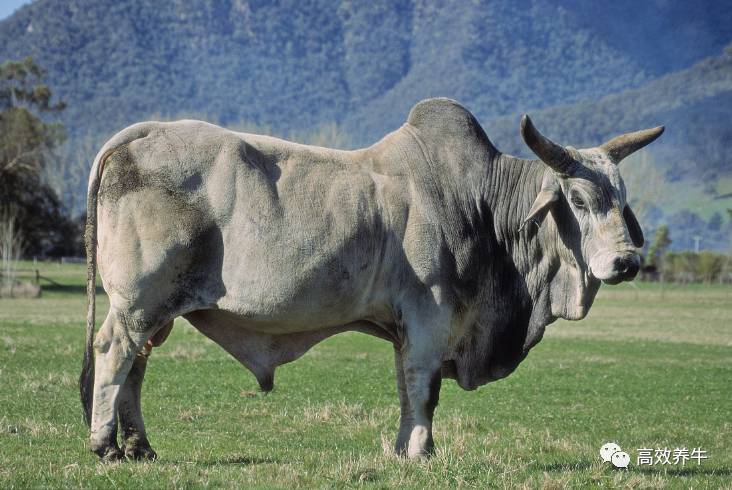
(96, 120, 396, 330)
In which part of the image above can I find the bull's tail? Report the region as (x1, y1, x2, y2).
(80, 146, 109, 426)
(79, 123, 156, 426)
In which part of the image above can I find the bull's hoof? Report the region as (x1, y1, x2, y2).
(124, 444, 157, 461)
(406, 428, 434, 459)
(394, 440, 409, 457)
(94, 445, 124, 463)
(407, 449, 433, 460)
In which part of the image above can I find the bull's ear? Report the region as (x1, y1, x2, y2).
(519, 177, 560, 232)
(623, 205, 644, 248)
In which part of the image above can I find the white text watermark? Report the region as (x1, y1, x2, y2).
(600, 443, 708, 469)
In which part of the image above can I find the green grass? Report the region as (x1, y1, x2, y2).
(1, 263, 731, 488)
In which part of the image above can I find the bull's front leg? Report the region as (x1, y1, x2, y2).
(393, 347, 414, 455)
(401, 356, 442, 458)
(395, 305, 448, 458)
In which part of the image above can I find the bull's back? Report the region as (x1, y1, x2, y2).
(96, 120, 397, 329)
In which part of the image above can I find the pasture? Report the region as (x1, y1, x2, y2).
(0, 262, 730, 488)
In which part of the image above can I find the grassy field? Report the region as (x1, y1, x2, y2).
(0, 262, 730, 489)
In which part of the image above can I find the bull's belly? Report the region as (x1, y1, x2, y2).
(186, 304, 388, 335)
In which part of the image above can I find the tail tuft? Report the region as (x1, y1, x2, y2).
(80, 349, 94, 426)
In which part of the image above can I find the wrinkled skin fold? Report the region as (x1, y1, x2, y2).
(80, 98, 663, 461)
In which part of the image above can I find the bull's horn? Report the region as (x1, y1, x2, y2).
(599, 126, 665, 163)
(520, 115, 575, 175)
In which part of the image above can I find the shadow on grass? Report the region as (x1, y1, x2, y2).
(42, 284, 105, 295)
(537, 461, 594, 471)
(167, 456, 279, 466)
(634, 466, 732, 476)
(540, 460, 732, 477)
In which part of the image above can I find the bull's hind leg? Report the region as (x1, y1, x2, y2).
(90, 310, 155, 462)
(117, 348, 156, 461)
(116, 320, 173, 461)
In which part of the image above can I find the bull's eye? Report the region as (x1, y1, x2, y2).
(570, 194, 586, 209)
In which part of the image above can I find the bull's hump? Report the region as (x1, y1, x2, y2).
(406, 98, 498, 155)
(407, 98, 472, 127)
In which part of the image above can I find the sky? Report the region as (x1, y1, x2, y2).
(0, 0, 32, 20)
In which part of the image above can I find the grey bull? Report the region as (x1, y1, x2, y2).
(80, 98, 663, 461)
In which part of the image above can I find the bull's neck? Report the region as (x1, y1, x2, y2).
(484, 153, 546, 253)
(482, 154, 555, 306)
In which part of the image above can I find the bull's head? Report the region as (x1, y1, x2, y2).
(519, 115, 663, 285)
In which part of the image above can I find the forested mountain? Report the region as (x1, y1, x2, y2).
(0, 0, 731, 250)
(2, 0, 730, 142)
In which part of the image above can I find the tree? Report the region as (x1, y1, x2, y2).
(668, 251, 698, 284)
(0, 57, 79, 257)
(698, 251, 724, 284)
(647, 225, 672, 269)
(0, 57, 65, 175)
(0, 207, 23, 297)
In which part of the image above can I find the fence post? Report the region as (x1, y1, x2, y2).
(35, 269, 40, 285)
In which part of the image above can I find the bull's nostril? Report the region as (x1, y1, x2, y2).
(612, 256, 639, 279)
(626, 261, 639, 277)
(613, 257, 628, 274)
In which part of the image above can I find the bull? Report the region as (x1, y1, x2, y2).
(80, 98, 663, 461)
